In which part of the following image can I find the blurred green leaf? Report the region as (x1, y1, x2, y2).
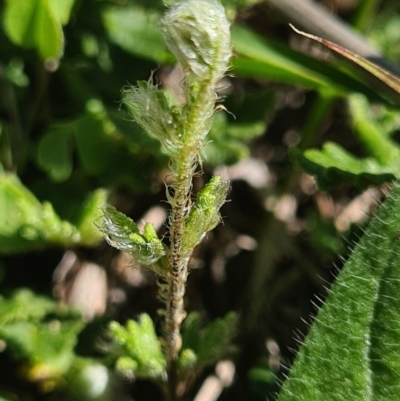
(205, 110, 266, 166)
(290, 94, 400, 189)
(370, 15, 400, 61)
(37, 103, 165, 193)
(248, 359, 279, 399)
(2, 320, 83, 379)
(109, 314, 166, 379)
(197, 312, 236, 364)
(0, 174, 105, 253)
(348, 94, 400, 165)
(37, 125, 73, 182)
(179, 312, 237, 371)
(232, 25, 386, 101)
(50, 0, 76, 25)
(290, 25, 400, 104)
(278, 182, 400, 401)
(307, 212, 345, 255)
(0, 289, 84, 380)
(73, 115, 114, 175)
(75, 189, 108, 246)
(0, 289, 57, 325)
(102, 5, 172, 63)
(181, 312, 201, 352)
(3, 0, 64, 59)
(289, 144, 395, 190)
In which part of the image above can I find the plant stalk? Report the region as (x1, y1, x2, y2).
(165, 158, 194, 351)
(164, 81, 213, 399)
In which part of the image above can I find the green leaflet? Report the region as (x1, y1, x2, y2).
(278, 182, 400, 401)
(182, 176, 229, 252)
(100, 206, 166, 266)
(3, 0, 74, 60)
(109, 314, 166, 379)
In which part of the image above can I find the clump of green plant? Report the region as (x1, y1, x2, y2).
(99, 0, 235, 398)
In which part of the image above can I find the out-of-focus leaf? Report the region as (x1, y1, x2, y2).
(197, 312, 236, 364)
(2, 320, 83, 380)
(37, 104, 165, 193)
(3, 0, 64, 60)
(50, 0, 76, 25)
(290, 94, 400, 189)
(181, 312, 201, 354)
(348, 94, 400, 165)
(307, 212, 344, 255)
(290, 25, 400, 104)
(249, 359, 279, 399)
(73, 116, 114, 175)
(74, 189, 108, 246)
(370, 15, 400, 62)
(102, 5, 172, 63)
(72, 99, 115, 175)
(0, 289, 84, 381)
(37, 125, 73, 182)
(109, 314, 166, 379)
(232, 25, 387, 102)
(205, 110, 266, 166)
(289, 144, 395, 190)
(0, 289, 57, 325)
(278, 182, 400, 401)
(179, 312, 237, 371)
(0, 174, 105, 253)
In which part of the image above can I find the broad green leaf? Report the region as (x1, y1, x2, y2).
(37, 125, 73, 182)
(3, 0, 64, 60)
(278, 182, 400, 401)
(109, 314, 166, 379)
(289, 144, 395, 190)
(102, 5, 172, 63)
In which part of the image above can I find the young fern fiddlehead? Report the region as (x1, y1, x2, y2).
(99, 0, 231, 397)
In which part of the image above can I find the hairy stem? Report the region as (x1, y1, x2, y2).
(165, 156, 194, 356)
(164, 83, 212, 399)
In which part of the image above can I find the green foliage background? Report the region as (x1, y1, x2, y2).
(1, 0, 400, 400)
